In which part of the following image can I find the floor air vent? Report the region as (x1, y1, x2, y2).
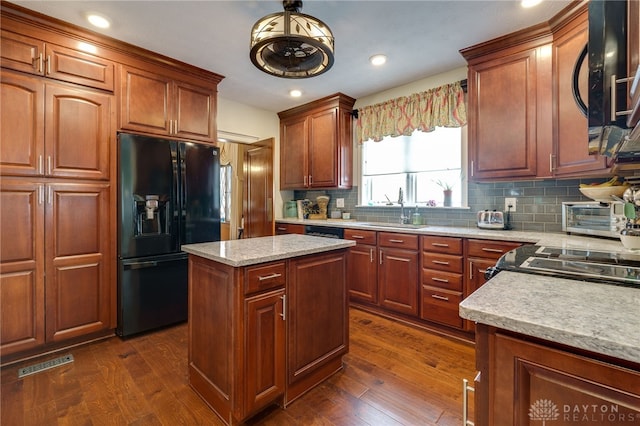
(18, 354, 74, 378)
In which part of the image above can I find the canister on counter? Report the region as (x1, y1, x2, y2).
(284, 201, 298, 218)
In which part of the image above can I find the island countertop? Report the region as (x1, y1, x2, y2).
(182, 234, 355, 267)
(459, 271, 640, 364)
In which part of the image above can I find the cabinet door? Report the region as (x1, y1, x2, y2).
(378, 247, 419, 316)
(45, 182, 111, 343)
(287, 251, 348, 390)
(45, 43, 115, 91)
(0, 71, 45, 177)
(0, 30, 44, 75)
(491, 332, 640, 426)
(0, 181, 45, 356)
(468, 49, 539, 180)
(45, 83, 111, 180)
(308, 108, 338, 188)
(280, 116, 308, 189)
(174, 80, 216, 142)
(245, 289, 285, 415)
(552, 10, 608, 176)
(346, 243, 378, 304)
(120, 66, 172, 135)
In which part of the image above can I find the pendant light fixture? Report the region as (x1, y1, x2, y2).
(250, 0, 334, 78)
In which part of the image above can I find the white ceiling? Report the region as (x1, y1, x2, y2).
(12, 0, 572, 112)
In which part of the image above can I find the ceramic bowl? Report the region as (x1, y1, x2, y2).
(579, 185, 628, 203)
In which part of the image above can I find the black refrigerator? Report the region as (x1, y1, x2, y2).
(117, 133, 220, 337)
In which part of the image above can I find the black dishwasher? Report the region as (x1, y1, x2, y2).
(304, 225, 344, 239)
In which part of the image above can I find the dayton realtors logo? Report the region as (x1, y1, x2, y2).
(529, 399, 560, 425)
(529, 399, 640, 424)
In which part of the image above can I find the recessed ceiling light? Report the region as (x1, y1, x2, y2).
(370, 54, 387, 66)
(87, 13, 111, 29)
(289, 89, 302, 98)
(521, 0, 543, 8)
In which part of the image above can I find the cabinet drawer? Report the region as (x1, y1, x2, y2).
(275, 223, 305, 235)
(245, 262, 286, 294)
(421, 270, 463, 292)
(421, 236, 463, 254)
(420, 286, 463, 329)
(466, 239, 521, 260)
(344, 228, 377, 245)
(422, 252, 463, 274)
(378, 232, 418, 250)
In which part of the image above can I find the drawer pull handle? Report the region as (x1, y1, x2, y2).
(351, 235, 364, 239)
(463, 378, 476, 426)
(431, 243, 450, 247)
(431, 294, 449, 301)
(277, 227, 286, 231)
(389, 239, 404, 243)
(432, 277, 449, 283)
(432, 260, 450, 266)
(370, 248, 374, 263)
(258, 273, 282, 281)
(280, 295, 286, 321)
(481, 247, 503, 253)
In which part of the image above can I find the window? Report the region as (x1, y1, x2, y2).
(220, 164, 232, 222)
(361, 127, 463, 207)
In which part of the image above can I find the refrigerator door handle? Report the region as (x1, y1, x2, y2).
(123, 260, 159, 270)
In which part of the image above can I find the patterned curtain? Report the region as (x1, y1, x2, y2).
(356, 81, 467, 143)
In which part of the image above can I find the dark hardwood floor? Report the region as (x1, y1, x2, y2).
(1, 308, 476, 425)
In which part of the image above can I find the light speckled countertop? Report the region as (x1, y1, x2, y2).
(459, 271, 640, 364)
(182, 234, 355, 267)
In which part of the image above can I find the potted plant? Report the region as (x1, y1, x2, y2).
(434, 178, 456, 207)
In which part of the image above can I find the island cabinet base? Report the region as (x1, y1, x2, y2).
(475, 325, 640, 426)
(187, 249, 348, 425)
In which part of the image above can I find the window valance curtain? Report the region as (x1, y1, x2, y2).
(356, 81, 467, 143)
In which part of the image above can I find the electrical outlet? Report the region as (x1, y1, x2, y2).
(336, 198, 345, 208)
(505, 197, 517, 212)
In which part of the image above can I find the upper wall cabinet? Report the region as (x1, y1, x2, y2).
(461, 1, 609, 181)
(278, 93, 355, 190)
(549, 4, 609, 177)
(1, 29, 115, 92)
(120, 65, 218, 143)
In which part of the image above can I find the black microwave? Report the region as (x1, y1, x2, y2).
(572, 0, 630, 159)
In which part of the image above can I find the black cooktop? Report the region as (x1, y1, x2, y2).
(492, 245, 640, 288)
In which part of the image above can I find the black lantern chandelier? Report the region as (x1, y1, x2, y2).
(249, 0, 334, 78)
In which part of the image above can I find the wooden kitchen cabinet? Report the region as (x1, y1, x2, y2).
(475, 325, 640, 426)
(464, 239, 521, 332)
(275, 223, 305, 235)
(378, 232, 419, 317)
(188, 249, 348, 424)
(286, 250, 348, 403)
(0, 70, 112, 180)
(344, 228, 378, 304)
(120, 65, 218, 143)
(550, 4, 609, 177)
(420, 236, 464, 329)
(278, 93, 355, 190)
(1, 29, 115, 91)
(1, 180, 113, 358)
(462, 2, 609, 181)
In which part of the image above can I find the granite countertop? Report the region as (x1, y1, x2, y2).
(459, 271, 640, 364)
(276, 218, 637, 255)
(182, 234, 355, 267)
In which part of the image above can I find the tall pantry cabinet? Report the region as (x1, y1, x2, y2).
(0, 68, 114, 356)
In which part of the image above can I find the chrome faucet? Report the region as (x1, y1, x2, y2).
(398, 188, 409, 224)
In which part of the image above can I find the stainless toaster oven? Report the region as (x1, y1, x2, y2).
(562, 201, 626, 238)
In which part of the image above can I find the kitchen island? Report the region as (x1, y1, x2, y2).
(460, 272, 640, 425)
(182, 234, 355, 425)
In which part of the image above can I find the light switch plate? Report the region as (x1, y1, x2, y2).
(336, 198, 345, 208)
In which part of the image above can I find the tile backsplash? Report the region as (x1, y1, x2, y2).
(292, 178, 604, 233)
